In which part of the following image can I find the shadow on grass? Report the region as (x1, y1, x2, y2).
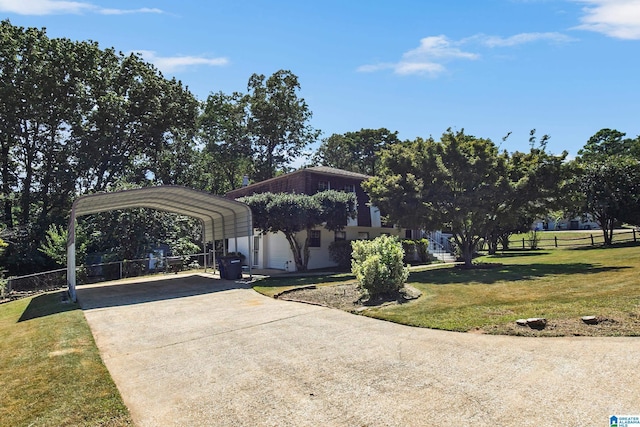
(408, 262, 630, 285)
(570, 241, 640, 251)
(485, 251, 551, 258)
(18, 291, 78, 322)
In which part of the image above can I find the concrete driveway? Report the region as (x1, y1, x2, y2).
(78, 273, 640, 426)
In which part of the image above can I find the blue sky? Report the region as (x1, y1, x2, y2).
(2, 0, 640, 161)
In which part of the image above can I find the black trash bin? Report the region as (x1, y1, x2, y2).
(218, 256, 242, 280)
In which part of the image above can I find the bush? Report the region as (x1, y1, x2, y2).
(401, 240, 417, 263)
(328, 240, 353, 269)
(351, 235, 409, 298)
(416, 238, 430, 263)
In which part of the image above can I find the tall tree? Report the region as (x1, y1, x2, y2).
(313, 128, 400, 176)
(240, 190, 355, 271)
(577, 128, 639, 160)
(199, 91, 253, 193)
(247, 70, 320, 181)
(73, 51, 198, 192)
(364, 129, 510, 267)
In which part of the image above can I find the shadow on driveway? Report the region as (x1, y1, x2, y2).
(77, 273, 251, 310)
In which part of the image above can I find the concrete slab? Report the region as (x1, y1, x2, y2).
(79, 273, 640, 426)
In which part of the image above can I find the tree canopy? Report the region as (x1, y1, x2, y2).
(313, 128, 400, 176)
(570, 128, 640, 245)
(364, 129, 567, 266)
(0, 21, 321, 275)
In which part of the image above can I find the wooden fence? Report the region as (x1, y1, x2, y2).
(517, 230, 638, 249)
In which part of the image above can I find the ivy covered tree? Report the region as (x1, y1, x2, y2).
(239, 190, 356, 271)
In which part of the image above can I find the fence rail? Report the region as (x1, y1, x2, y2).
(516, 230, 638, 249)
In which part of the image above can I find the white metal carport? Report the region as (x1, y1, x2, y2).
(66, 186, 253, 302)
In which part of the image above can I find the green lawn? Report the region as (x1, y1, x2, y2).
(364, 244, 640, 335)
(254, 244, 640, 336)
(0, 291, 132, 426)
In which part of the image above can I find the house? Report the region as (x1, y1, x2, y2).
(533, 215, 600, 231)
(225, 166, 401, 271)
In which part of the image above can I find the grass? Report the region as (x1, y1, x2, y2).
(254, 244, 640, 336)
(364, 244, 640, 335)
(0, 291, 133, 426)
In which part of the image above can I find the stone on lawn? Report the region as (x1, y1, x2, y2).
(526, 318, 547, 329)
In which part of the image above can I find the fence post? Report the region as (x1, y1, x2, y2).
(119, 261, 123, 280)
(554, 236, 558, 248)
(634, 229, 637, 243)
(522, 238, 525, 249)
(590, 234, 594, 246)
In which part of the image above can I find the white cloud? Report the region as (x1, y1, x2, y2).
(358, 35, 478, 77)
(98, 7, 163, 15)
(470, 32, 576, 47)
(358, 32, 573, 77)
(134, 50, 229, 73)
(0, 0, 163, 15)
(573, 0, 640, 39)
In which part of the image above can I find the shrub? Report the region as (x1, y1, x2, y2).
(351, 235, 409, 298)
(416, 238, 430, 263)
(328, 240, 353, 269)
(401, 240, 417, 263)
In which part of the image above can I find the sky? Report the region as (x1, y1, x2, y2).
(1, 0, 640, 161)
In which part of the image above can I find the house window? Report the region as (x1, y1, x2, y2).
(309, 230, 321, 247)
(343, 184, 355, 193)
(318, 181, 329, 191)
(405, 229, 413, 239)
(357, 232, 369, 240)
(334, 231, 346, 241)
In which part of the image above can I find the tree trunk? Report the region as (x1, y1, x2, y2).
(1, 144, 13, 227)
(284, 232, 306, 271)
(487, 238, 498, 255)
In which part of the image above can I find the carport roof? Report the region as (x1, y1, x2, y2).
(70, 186, 253, 243)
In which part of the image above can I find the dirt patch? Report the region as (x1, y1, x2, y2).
(492, 316, 640, 337)
(276, 282, 421, 312)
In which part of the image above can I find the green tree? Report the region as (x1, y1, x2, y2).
(239, 190, 356, 271)
(484, 132, 568, 254)
(247, 70, 320, 181)
(572, 156, 640, 245)
(314, 128, 400, 176)
(364, 129, 510, 267)
(577, 128, 639, 160)
(74, 51, 198, 191)
(569, 129, 640, 245)
(199, 91, 253, 193)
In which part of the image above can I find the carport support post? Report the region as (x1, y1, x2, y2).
(66, 212, 77, 302)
